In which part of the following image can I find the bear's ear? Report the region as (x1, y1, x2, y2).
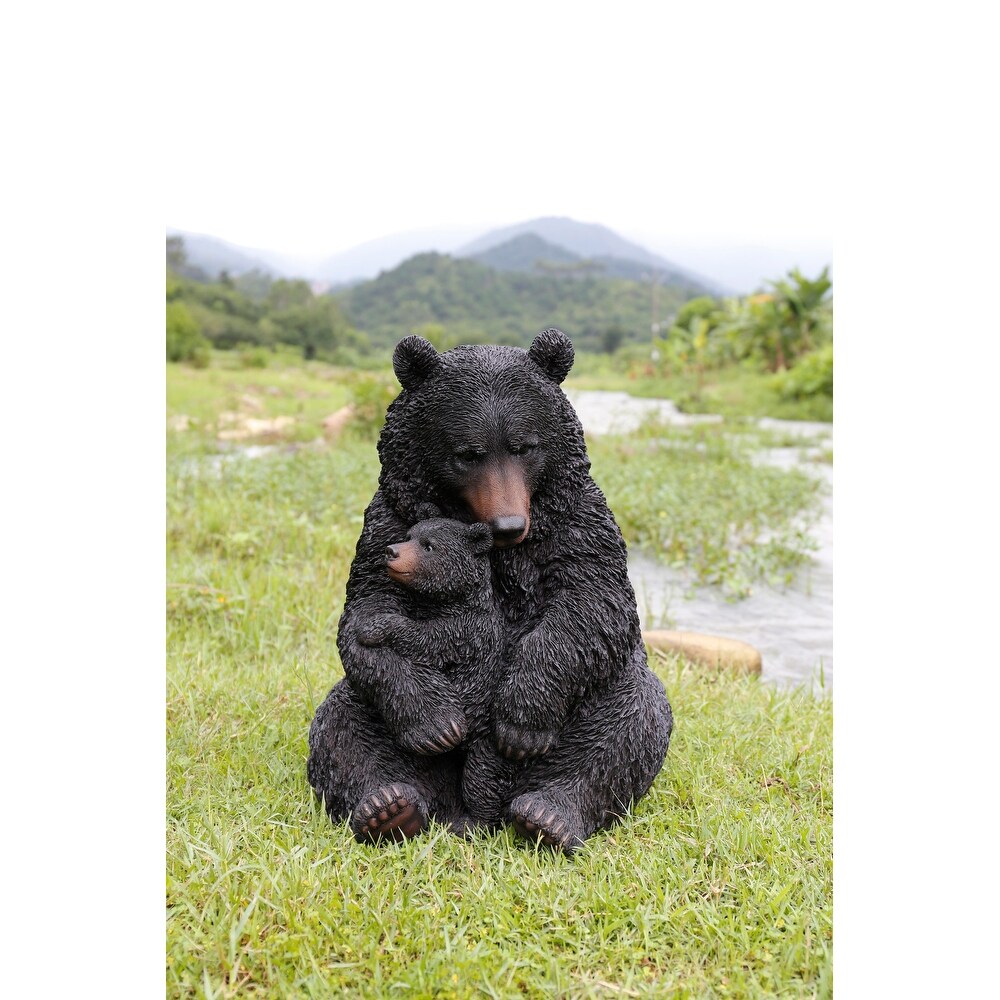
(413, 502, 441, 522)
(467, 522, 494, 555)
(393, 336, 441, 390)
(528, 328, 574, 384)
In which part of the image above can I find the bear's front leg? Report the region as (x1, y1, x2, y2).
(356, 611, 413, 648)
(492, 623, 572, 760)
(341, 618, 468, 756)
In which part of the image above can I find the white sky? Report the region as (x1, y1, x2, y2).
(165, 2, 834, 257)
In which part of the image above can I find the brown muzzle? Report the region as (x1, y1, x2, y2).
(386, 540, 420, 582)
(461, 462, 531, 547)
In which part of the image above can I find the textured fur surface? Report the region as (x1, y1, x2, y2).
(355, 517, 518, 827)
(307, 330, 674, 850)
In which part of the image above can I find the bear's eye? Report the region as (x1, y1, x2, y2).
(455, 448, 485, 464)
(509, 438, 539, 456)
(422, 540, 434, 552)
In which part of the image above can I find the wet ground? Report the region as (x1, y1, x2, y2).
(566, 390, 833, 691)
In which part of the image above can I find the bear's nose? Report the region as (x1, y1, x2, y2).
(491, 516, 526, 544)
(385, 545, 400, 561)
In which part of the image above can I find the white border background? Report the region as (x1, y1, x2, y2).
(4, 2, 998, 994)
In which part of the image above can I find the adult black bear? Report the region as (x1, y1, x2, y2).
(307, 329, 673, 851)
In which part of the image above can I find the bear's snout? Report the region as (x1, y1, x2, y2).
(385, 539, 420, 582)
(461, 461, 531, 547)
(491, 515, 527, 546)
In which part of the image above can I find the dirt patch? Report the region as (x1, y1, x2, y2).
(217, 415, 296, 442)
(322, 405, 356, 440)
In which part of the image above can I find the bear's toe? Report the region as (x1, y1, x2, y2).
(350, 783, 427, 844)
(509, 792, 584, 854)
(401, 715, 467, 756)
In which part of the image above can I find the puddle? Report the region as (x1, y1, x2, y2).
(176, 442, 292, 479)
(565, 389, 723, 434)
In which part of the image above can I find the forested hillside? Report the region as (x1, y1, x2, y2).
(468, 233, 712, 288)
(334, 252, 694, 351)
(166, 238, 365, 365)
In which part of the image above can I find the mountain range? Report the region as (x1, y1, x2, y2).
(167, 217, 831, 295)
(168, 217, 721, 290)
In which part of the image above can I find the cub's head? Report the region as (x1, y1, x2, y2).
(380, 329, 589, 545)
(383, 518, 494, 601)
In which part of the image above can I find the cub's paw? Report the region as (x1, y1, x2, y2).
(509, 792, 584, 854)
(398, 706, 468, 756)
(492, 717, 558, 761)
(350, 783, 427, 843)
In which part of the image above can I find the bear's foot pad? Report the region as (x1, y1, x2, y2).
(351, 784, 426, 843)
(510, 793, 583, 854)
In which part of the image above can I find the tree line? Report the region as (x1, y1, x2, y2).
(166, 236, 365, 365)
(335, 251, 694, 353)
(651, 268, 833, 399)
(166, 235, 832, 402)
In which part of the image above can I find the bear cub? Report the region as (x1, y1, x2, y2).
(357, 517, 516, 830)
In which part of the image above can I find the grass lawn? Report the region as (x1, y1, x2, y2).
(166, 356, 832, 998)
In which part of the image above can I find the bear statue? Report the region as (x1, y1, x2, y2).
(307, 328, 674, 852)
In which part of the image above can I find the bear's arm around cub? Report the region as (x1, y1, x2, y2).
(492, 483, 642, 759)
(337, 495, 468, 755)
(358, 611, 483, 666)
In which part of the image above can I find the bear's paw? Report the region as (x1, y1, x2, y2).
(398, 705, 468, 756)
(510, 792, 584, 854)
(351, 783, 428, 843)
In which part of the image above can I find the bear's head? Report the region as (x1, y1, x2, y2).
(383, 518, 494, 601)
(378, 329, 590, 546)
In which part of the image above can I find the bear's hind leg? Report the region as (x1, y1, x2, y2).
(460, 737, 519, 834)
(506, 648, 673, 854)
(308, 679, 464, 842)
(351, 782, 428, 843)
(509, 789, 586, 854)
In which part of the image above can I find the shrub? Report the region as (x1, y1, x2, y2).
(772, 343, 833, 400)
(239, 346, 270, 369)
(348, 374, 399, 437)
(188, 342, 211, 369)
(166, 301, 212, 365)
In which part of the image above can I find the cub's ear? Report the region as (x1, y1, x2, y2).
(393, 336, 441, 390)
(528, 328, 574, 384)
(467, 522, 494, 555)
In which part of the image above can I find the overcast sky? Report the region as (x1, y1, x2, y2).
(165, 3, 833, 261)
